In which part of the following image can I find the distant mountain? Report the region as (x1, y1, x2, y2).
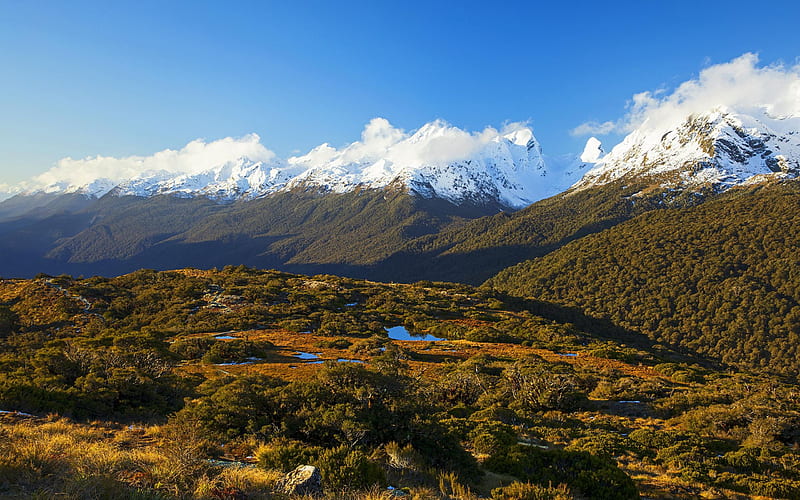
(4, 120, 578, 211)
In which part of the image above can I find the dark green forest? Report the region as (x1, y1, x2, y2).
(0, 179, 708, 284)
(488, 181, 800, 377)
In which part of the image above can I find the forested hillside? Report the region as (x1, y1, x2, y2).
(0, 189, 490, 280)
(413, 181, 710, 283)
(0, 180, 709, 284)
(487, 180, 800, 377)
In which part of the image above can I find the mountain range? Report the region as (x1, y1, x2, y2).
(0, 107, 798, 285)
(2, 120, 586, 210)
(3, 105, 800, 380)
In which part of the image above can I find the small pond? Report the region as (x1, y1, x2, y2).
(386, 326, 444, 342)
(293, 351, 320, 360)
(304, 358, 365, 365)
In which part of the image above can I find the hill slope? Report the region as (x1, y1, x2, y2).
(0, 180, 709, 283)
(486, 180, 800, 377)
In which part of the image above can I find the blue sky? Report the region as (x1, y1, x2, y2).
(2, 0, 800, 184)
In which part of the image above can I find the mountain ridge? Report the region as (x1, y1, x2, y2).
(3, 120, 583, 211)
(1, 108, 800, 283)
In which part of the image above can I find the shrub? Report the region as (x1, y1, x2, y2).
(349, 336, 390, 355)
(468, 421, 517, 456)
(169, 337, 215, 360)
(200, 339, 274, 364)
(491, 482, 573, 500)
(255, 438, 321, 472)
(627, 428, 681, 451)
(316, 445, 386, 491)
(485, 445, 637, 500)
(314, 338, 353, 349)
(0, 305, 18, 336)
(565, 431, 633, 459)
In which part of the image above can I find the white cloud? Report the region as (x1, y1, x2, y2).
(0, 183, 17, 202)
(291, 118, 534, 169)
(572, 53, 800, 136)
(12, 119, 536, 195)
(570, 120, 616, 136)
(31, 133, 276, 190)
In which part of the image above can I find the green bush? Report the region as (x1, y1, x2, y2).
(627, 428, 681, 453)
(169, 337, 215, 360)
(485, 445, 637, 500)
(200, 339, 274, 364)
(256, 438, 321, 472)
(316, 445, 386, 491)
(566, 431, 632, 459)
(0, 305, 18, 336)
(469, 421, 517, 456)
(314, 338, 353, 349)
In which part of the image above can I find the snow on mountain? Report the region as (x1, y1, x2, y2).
(0, 184, 21, 203)
(11, 119, 571, 210)
(572, 107, 800, 191)
(114, 157, 297, 200)
(13, 106, 798, 211)
(580, 137, 604, 163)
(283, 119, 554, 208)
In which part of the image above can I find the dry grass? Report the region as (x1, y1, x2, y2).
(0, 416, 204, 498)
(171, 325, 664, 386)
(193, 466, 281, 499)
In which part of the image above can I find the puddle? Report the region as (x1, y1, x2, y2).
(337, 358, 364, 363)
(0, 410, 34, 417)
(214, 334, 238, 340)
(344, 302, 359, 307)
(293, 351, 320, 360)
(215, 361, 253, 366)
(386, 326, 444, 342)
(557, 353, 577, 357)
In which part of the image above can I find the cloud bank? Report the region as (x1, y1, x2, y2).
(289, 118, 533, 169)
(572, 53, 800, 136)
(30, 134, 276, 191)
(3, 119, 537, 196)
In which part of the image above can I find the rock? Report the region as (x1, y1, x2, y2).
(275, 465, 323, 496)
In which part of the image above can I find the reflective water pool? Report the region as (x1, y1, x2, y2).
(386, 326, 444, 342)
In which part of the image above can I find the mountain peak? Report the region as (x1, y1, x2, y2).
(580, 137, 604, 163)
(572, 108, 800, 191)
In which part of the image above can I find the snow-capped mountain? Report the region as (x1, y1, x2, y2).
(271, 120, 553, 208)
(7, 120, 572, 210)
(573, 107, 800, 191)
(7, 108, 800, 211)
